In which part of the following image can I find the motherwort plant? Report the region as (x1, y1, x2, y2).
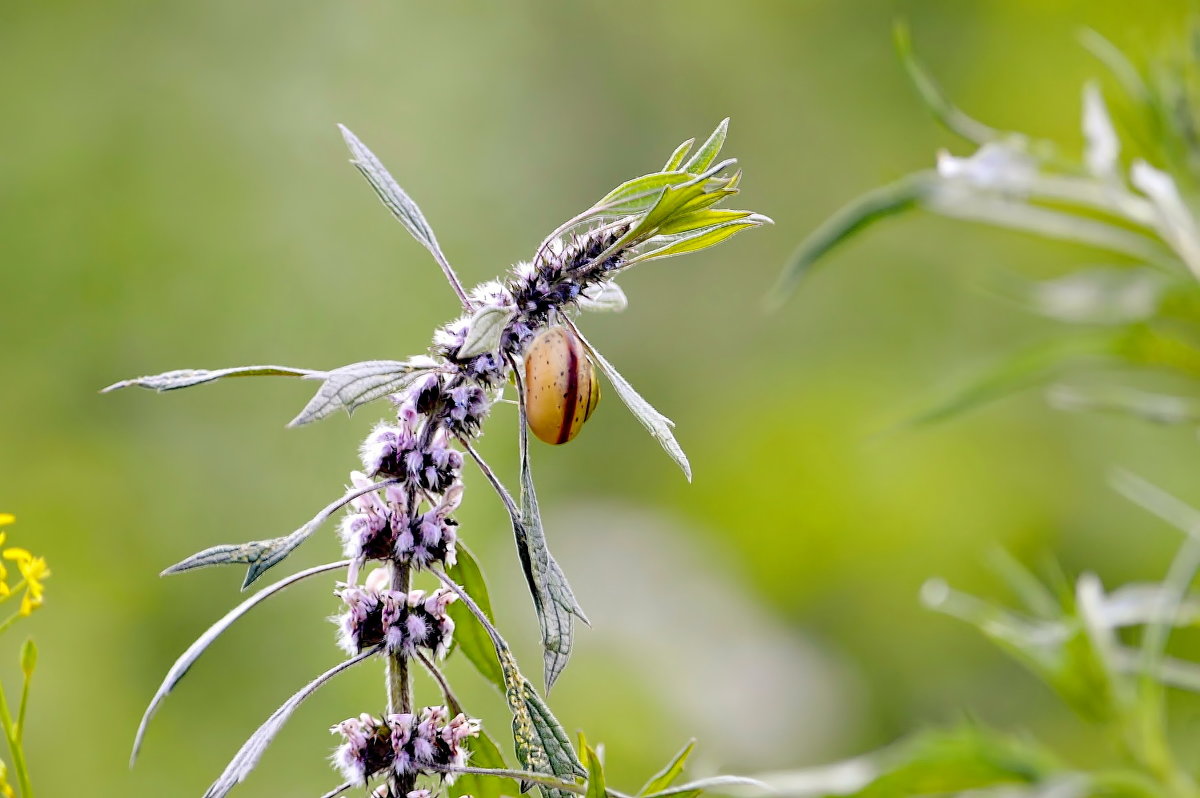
(107, 120, 769, 798)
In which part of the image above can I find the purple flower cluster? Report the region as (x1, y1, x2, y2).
(335, 583, 457, 659)
(338, 472, 461, 575)
(361, 405, 465, 493)
(508, 225, 627, 333)
(331, 707, 480, 787)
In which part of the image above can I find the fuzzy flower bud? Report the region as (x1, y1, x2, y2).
(334, 584, 457, 658)
(442, 384, 491, 437)
(331, 709, 480, 785)
(338, 472, 397, 571)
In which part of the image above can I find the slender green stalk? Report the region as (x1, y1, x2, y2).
(0, 680, 30, 797)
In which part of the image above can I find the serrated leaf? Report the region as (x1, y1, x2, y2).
(498, 648, 585, 798)
(101, 365, 320, 393)
(339, 124, 450, 267)
(450, 731, 516, 798)
(132, 560, 347, 765)
(640, 740, 695, 795)
(681, 118, 729, 174)
(446, 544, 506, 692)
(514, 379, 588, 690)
(577, 282, 628, 313)
(163, 477, 398, 587)
(771, 172, 935, 306)
(288, 359, 433, 427)
(459, 306, 515, 359)
(203, 648, 379, 798)
(567, 322, 691, 481)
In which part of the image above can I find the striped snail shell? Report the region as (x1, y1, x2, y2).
(523, 326, 600, 445)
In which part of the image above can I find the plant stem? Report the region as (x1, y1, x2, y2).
(0, 679, 31, 797)
(387, 560, 414, 796)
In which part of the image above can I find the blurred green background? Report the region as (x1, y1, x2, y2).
(2, 1, 1197, 795)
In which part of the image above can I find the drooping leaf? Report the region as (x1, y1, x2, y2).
(101, 365, 320, 394)
(513, 370, 588, 689)
(203, 648, 379, 798)
(893, 22, 1001, 145)
(288, 359, 435, 427)
(458, 306, 516, 359)
(434, 570, 584, 798)
(446, 543, 506, 692)
(339, 124, 453, 272)
(131, 560, 348, 764)
(162, 478, 398, 588)
(567, 321, 691, 481)
(770, 172, 935, 305)
(640, 740, 696, 796)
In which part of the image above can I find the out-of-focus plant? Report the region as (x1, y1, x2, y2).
(0, 514, 50, 798)
(759, 473, 1200, 798)
(775, 21, 1200, 426)
(107, 121, 770, 797)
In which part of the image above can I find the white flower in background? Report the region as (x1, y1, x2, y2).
(1083, 82, 1120, 180)
(936, 141, 1038, 192)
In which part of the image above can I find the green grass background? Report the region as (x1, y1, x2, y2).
(1, 1, 1196, 795)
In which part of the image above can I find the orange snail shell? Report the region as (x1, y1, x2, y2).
(523, 326, 601, 445)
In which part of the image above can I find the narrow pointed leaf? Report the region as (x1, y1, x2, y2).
(514, 372, 588, 689)
(162, 478, 397, 587)
(446, 544, 506, 692)
(771, 172, 935, 305)
(583, 743, 606, 798)
(459, 306, 516, 359)
(642, 776, 768, 798)
(101, 365, 320, 393)
(893, 21, 998, 145)
(640, 740, 696, 796)
(131, 560, 348, 764)
(681, 118, 729, 174)
(657, 209, 756, 237)
(288, 359, 435, 427)
(339, 124, 451, 268)
(633, 218, 768, 264)
(567, 321, 691, 481)
(662, 138, 694, 171)
(203, 647, 379, 798)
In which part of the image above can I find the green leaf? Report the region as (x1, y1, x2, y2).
(101, 365, 320, 393)
(288, 359, 435, 427)
(642, 776, 766, 798)
(1048, 383, 1200, 426)
(18, 640, 35, 680)
(657, 208, 756, 237)
(661, 138, 694, 171)
(498, 647, 585, 798)
(458, 306, 516, 359)
(631, 217, 768, 265)
(577, 282, 628, 313)
(446, 544, 506, 692)
(516, 421, 588, 690)
(597, 171, 701, 216)
(681, 118, 729, 174)
(770, 172, 935, 306)
(893, 21, 998, 145)
(640, 740, 695, 795)
(339, 124, 452, 271)
(567, 321, 691, 481)
(583, 742, 606, 798)
(450, 731, 516, 798)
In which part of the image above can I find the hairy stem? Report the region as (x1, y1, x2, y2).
(387, 560, 414, 796)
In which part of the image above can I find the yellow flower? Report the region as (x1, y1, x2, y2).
(0, 757, 13, 798)
(0, 515, 13, 528)
(3, 548, 49, 616)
